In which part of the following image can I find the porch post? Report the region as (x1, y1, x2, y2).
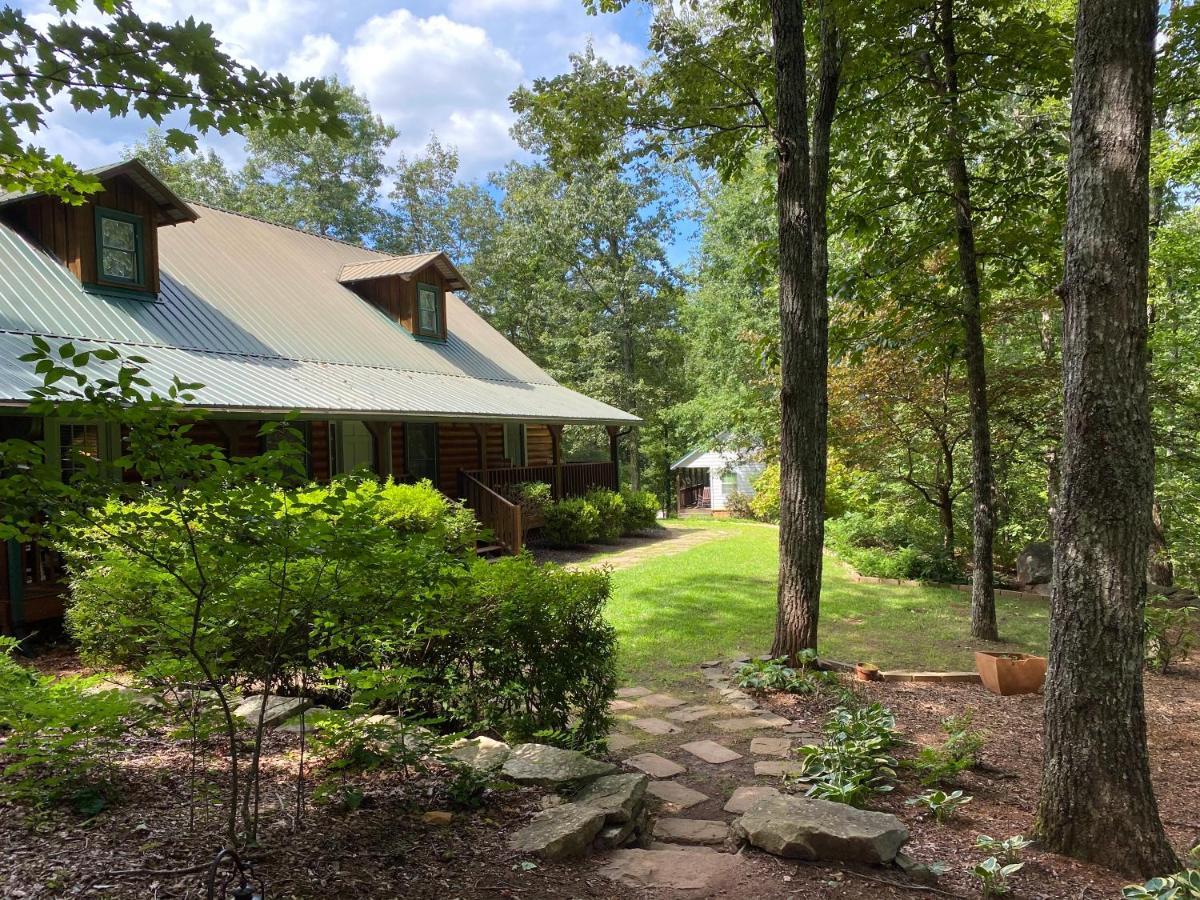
(548, 424, 564, 499)
(214, 420, 250, 457)
(605, 425, 621, 490)
(472, 424, 489, 474)
(365, 422, 393, 481)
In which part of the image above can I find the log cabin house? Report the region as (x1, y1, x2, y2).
(0, 160, 638, 635)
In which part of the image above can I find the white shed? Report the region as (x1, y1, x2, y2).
(671, 436, 765, 515)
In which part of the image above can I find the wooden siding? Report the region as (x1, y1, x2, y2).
(391, 423, 406, 480)
(309, 420, 330, 482)
(346, 261, 451, 341)
(0, 174, 162, 294)
(437, 423, 484, 497)
(527, 425, 554, 466)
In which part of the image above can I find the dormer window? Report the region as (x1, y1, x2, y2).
(95, 207, 146, 289)
(416, 282, 442, 338)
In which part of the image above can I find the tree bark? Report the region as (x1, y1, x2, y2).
(933, 0, 998, 641)
(1036, 0, 1178, 876)
(770, 0, 840, 663)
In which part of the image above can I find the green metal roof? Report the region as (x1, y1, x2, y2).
(0, 200, 638, 425)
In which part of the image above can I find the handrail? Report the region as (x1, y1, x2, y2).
(463, 461, 616, 500)
(460, 471, 523, 554)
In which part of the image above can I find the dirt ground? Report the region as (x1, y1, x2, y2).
(2, 653, 1197, 899)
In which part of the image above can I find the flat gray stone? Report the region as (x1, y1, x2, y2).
(730, 699, 761, 711)
(573, 773, 648, 825)
(732, 794, 908, 864)
(756, 713, 792, 727)
(723, 785, 780, 814)
(501, 743, 617, 787)
(616, 686, 651, 699)
(508, 802, 606, 860)
(610, 699, 638, 712)
(654, 818, 729, 846)
(713, 716, 776, 733)
(753, 760, 807, 778)
(606, 733, 639, 753)
(640, 693, 685, 709)
(599, 848, 744, 892)
(749, 736, 792, 757)
(680, 740, 742, 765)
(276, 707, 341, 734)
(625, 753, 686, 778)
(447, 736, 511, 772)
(646, 781, 710, 810)
(666, 705, 720, 723)
(719, 688, 752, 701)
(234, 694, 312, 729)
(631, 717, 682, 735)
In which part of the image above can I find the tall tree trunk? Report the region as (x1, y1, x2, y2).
(1036, 0, 1178, 875)
(770, 0, 817, 661)
(771, 0, 842, 662)
(935, 0, 998, 641)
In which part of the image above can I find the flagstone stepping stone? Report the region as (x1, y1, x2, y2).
(719, 687, 753, 701)
(646, 780, 710, 810)
(501, 743, 617, 787)
(731, 793, 908, 864)
(639, 693, 685, 709)
(234, 694, 312, 729)
(616, 686, 651, 699)
(700, 660, 724, 668)
(606, 733, 639, 753)
(723, 785, 780, 814)
(756, 713, 792, 727)
(573, 772, 648, 824)
(631, 717, 682, 735)
(447, 735, 511, 771)
(666, 705, 719, 723)
(610, 699, 638, 712)
(508, 802, 606, 860)
(729, 699, 761, 711)
(625, 753, 686, 778)
(680, 740, 742, 765)
(754, 760, 807, 778)
(599, 848, 744, 892)
(749, 736, 792, 757)
(653, 817, 729, 845)
(713, 716, 776, 733)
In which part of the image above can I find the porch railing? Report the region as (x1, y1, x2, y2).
(460, 471, 523, 554)
(463, 461, 616, 500)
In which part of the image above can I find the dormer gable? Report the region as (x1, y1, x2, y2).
(338, 251, 469, 342)
(0, 159, 195, 298)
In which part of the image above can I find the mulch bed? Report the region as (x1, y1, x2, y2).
(2, 655, 1197, 899)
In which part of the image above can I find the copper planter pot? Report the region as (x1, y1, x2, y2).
(975, 651, 1047, 696)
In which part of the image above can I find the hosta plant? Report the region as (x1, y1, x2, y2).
(907, 788, 972, 823)
(974, 834, 1032, 866)
(973, 856, 1024, 897)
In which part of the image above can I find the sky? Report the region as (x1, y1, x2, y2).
(18, 0, 654, 179)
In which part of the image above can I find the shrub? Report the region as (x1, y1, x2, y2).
(825, 513, 965, 583)
(506, 481, 554, 516)
(735, 655, 838, 695)
(795, 702, 899, 807)
(749, 463, 780, 522)
(973, 856, 1024, 897)
(585, 489, 626, 543)
(453, 555, 617, 744)
(724, 489, 755, 519)
(0, 637, 135, 811)
(619, 488, 660, 533)
(541, 497, 601, 546)
(1144, 603, 1196, 674)
(974, 835, 1032, 866)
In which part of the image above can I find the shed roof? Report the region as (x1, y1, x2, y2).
(0, 199, 637, 425)
(339, 251, 469, 291)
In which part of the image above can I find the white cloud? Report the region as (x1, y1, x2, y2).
(344, 10, 526, 174)
(448, 0, 561, 20)
(284, 33, 342, 80)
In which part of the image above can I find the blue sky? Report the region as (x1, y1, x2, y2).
(19, 0, 654, 179)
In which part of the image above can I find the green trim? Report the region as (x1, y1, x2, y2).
(415, 282, 443, 339)
(93, 206, 146, 290)
(83, 282, 157, 301)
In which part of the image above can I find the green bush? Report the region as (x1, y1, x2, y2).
(451, 555, 617, 744)
(0, 637, 135, 811)
(749, 463, 780, 521)
(1144, 603, 1196, 674)
(724, 489, 755, 519)
(541, 497, 601, 546)
(505, 481, 554, 515)
(825, 513, 965, 583)
(585, 489, 626, 543)
(619, 488, 660, 533)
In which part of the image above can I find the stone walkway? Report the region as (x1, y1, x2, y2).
(593, 659, 826, 892)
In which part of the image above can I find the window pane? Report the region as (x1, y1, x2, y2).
(405, 423, 438, 483)
(417, 285, 439, 334)
(101, 248, 136, 280)
(60, 423, 101, 481)
(101, 216, 136, 251)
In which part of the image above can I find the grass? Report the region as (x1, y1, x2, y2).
(605, 519, 1049, 687)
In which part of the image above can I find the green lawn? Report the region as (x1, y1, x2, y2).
(606, 520, 1049, 687)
